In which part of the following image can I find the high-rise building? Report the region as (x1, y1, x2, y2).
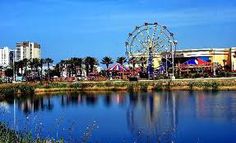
(15, 41, 41, 61)
(0, 47, 11, 67)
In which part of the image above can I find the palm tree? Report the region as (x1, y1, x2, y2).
(139, 57, 146, 72)
(5, 68, 13, 78)
(15, 61, 24, 75)
(58, 60, 66, 77)
(40, 58, 45, 80)
(65, 59, 73, 77)
(84, 57, 90, 76)
(22, 58, 29, 75)
(45, 58, 54, 79)
(116, 57, 127, 66)
(129, 57, 136, 70)
(129, 57, 137, 75)
(71, 57, 83, 76)
(101, 56, 113, 69)
(21, 58, 29, 79)
(89, 57, 98, 73)
(29, 58, 41, 80)
(84, 56, 98, 76)
(45, 58, 53, 71)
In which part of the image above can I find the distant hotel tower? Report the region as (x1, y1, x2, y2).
(15, 41, 41, 61)
(0, 47, 11, 67)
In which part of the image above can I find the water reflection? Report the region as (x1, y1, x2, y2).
(17, 97, 50, 114)
(195, 91, 236, 121)
(127, 92, 177, 142)
(0, 91, 236, 142)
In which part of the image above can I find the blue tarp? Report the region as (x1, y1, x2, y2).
(183, 58, 209, 65)
(183, 58, 197, 65)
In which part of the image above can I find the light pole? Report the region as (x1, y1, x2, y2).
(165, 47, 168, 77)
(12, 51, 16, 83)
(170, 40, 177, 80)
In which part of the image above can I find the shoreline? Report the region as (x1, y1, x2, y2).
(1, 77, 236, 97)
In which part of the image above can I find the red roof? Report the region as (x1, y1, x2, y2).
(108, 63, 128, 72)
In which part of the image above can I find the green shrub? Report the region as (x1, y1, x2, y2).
(48, 83, 68, 88)
(211, 81, 219, 91)
(18, 85, 35, 95)
(139, 82, 148, 91)
(188, 81, 194, 90)
(153, 82, 163, 91)
(127, 83, 135, 92)
(0, 88, 16, 99)
(70, 83, 82, 89)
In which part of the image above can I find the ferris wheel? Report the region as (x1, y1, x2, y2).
(125, 22, 177, 79)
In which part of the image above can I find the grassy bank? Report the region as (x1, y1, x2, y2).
(0, 122, 63, 143)
(1, 78, 236, 98)
(34, 78, 236, 92)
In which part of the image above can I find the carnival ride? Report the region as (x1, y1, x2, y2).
(125, 22, 177, 79)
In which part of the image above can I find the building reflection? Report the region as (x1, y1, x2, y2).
(103, 92, 127, 106)
(14, 92, 128, 114)
(17, 96, 54, 114)
(126, 91, 178, 142)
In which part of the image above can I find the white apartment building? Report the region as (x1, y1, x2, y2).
(0, 47, 11, 67)
(15, 41, 41, 61)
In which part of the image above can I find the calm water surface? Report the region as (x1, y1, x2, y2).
(0, 91, 236, 143)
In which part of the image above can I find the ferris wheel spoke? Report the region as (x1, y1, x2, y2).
(151, 24, 158, 44)
(136, 37, 147, 49)
(133, 31, 147, 49)
(156, 28, 163, 39)
(156, 45, 165, 53)
(132, 42, 145, 54)
(138, 30, 148, 47)
(146, 25, 151, 38)
(154, 38, 166, 48)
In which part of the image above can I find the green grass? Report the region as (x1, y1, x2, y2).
(0, 122, 64, 143)
(1, 78, 236, 98)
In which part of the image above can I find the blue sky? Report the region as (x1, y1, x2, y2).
(0, 0, 236, 62)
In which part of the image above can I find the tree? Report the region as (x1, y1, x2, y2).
(45, 58, 53, 71)
(71, 57, 83, 76)
(138, 57, 146, 72)
(15, 61, 24, 75)
(29, 58, 41, 80)
(50, 64, 60, 77)
(58, 60, 66, 77)
(45, 58, 54, 79)
(65, 59, 73, 77)
(101, 56, 113, 69)
(129, 57, 137, 76)
(129, 57, 137, 70)
(5, 68, 13, 77)
(22, 58, 29, 77)
(84, 56, 98, 76)
(116, 57, 127, 66)
(40, 58, 45, 79)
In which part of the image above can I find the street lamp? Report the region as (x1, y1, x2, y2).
(169, 40, 178, 80)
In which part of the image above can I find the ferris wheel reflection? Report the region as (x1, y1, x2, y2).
(126, 91, 178, 142)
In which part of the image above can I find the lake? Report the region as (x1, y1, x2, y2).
(0, 91, 236, 143)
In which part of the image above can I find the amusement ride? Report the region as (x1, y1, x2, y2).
(125, 22, 177, 79)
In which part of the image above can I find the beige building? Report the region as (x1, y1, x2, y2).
(175, 47, 236, 71)
(130, 47, 236, 71)
(15, 41, 41, 61)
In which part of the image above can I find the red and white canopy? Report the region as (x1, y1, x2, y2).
(108, 63, 128, 72)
